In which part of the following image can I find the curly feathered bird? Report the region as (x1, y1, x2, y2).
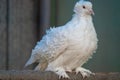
(25, 0, 98, 78)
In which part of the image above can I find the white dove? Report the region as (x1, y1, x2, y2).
(25, 0, 98, 79)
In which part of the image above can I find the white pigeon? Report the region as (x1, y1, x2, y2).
(25, 0, 98, 79)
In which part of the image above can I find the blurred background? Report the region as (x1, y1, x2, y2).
(0, 0, 120, 72)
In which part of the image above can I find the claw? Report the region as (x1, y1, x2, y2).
(75, 67, 93, 78)
(55, 67, 70, 79)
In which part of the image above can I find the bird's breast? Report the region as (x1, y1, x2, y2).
(46, 20, 98, 71)
(66, 24, 98, 63)
(68, 24, 97, 52)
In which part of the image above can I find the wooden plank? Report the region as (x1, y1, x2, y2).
(0, 71, 120, 80)
(8, 0, 37, 70)
(0, 0, 7, 70)
(39, 0, 51, 39)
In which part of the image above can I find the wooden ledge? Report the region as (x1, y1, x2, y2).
(0, 70, 120, 80)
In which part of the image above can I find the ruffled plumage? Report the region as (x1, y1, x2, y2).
(25, 0, 98, 78)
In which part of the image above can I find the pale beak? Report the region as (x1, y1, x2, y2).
(89, 9, 95, 15)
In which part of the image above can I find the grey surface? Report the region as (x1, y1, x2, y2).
(8, 0, 37, 70)
(0, 0, 7, 70)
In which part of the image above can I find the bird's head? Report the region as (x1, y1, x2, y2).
(74, 0, 94, 16)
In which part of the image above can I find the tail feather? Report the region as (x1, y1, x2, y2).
(25, 56, 36, 67)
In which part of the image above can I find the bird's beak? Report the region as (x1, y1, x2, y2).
(89, 9, 94, 15)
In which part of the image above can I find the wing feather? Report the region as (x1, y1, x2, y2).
(25, 27, 68, 66)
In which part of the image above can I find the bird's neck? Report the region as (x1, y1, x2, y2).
(64, 13, 93, 29)
(72, 14, 92, 21)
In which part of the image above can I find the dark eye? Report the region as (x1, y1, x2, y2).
(82, 5, 86, 9)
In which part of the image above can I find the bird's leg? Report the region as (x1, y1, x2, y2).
(54, 67, 70, 79)
(75, 67, 94, 78)
(66, 69, 72, 73)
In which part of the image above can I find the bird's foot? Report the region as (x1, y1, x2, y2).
(75, 67, 94, 78)
(66, 69, 72, 73)
(55, 67, 70, 79)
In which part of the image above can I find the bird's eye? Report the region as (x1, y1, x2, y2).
(82, 5, 86, 9)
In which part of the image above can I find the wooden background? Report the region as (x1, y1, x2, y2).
(0, 0, 51, 70)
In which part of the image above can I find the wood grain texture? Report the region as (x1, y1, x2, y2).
(0, 0, 7, 70)
(39, 0, 51, 39)
(8, 0, 37, 70)
(0, 70, 120, 80)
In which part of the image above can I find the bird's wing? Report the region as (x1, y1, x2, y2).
(25, 27, 68, 66)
